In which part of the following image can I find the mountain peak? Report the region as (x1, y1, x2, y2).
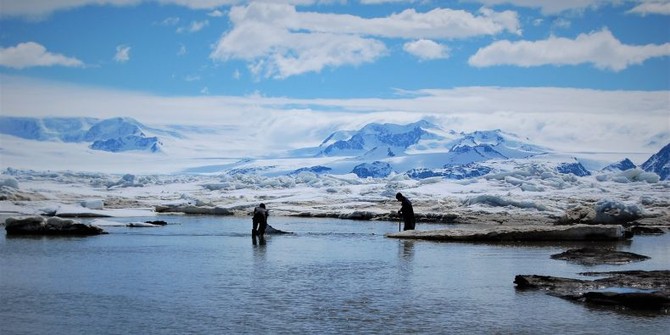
(448, 129, 546, 159)
(319, 120, 440, 157)
(603, 158, 636, 172)
(641, 142, 670, 180)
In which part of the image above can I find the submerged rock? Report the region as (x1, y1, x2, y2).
(145, 220, 168, 226)
(386, 224, 627, 241)
(5, 216, 106, 236)
(550, 248, 650, 265)
(629, 225, 666, 235)
(154, 205, 233, 215)
(265, 224, 292, 235)
(514, 270, 670, 312)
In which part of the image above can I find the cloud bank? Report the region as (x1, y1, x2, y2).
(2, 75, 667, 155)
(469, 29, 670, 71)
(210, 3, 519, 78)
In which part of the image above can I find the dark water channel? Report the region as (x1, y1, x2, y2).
(1, 216, 668, 334)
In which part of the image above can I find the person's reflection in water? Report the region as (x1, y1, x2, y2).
(396, 240, 415, 293)
(400, 239, 415, 262)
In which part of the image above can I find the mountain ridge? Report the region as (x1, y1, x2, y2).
(0, 116, 165, 153)
(1, 116, 668, 180)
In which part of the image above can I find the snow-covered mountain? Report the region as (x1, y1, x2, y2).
(317, 120, 444, 157)
(0, 116, 166, 153)
(217, 122, 576, 179)
(2, 115, 668, 181)
(444, 129, 547, 160)
(641, 143, 670, 180)
(603, 158, 636, 172)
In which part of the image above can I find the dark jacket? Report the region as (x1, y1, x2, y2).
(398, 196, 415, 230)
(252, 206, 269, 235)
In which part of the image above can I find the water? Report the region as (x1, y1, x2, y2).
(1, 216, 668, 334)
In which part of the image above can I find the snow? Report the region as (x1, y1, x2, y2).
(1, 163, 668, 229)
(1, 118, 669, 227)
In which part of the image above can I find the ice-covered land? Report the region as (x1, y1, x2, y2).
(1, 119, 668, 227)
(1, 160, 668, 228)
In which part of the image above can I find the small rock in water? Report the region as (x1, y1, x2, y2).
(550, 248, 650, 266)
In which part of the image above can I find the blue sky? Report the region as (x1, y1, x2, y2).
(0, 0, 669, 157)
(1, 0, 669, 97)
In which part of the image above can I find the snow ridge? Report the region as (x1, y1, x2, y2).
(0, 116, 165, 153)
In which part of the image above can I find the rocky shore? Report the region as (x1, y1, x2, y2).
(515, 271, 670, 312)
(386, 224, 630, 241)
(5, 216, 106, 236)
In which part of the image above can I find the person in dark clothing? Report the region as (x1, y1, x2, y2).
(252, 203, 269, 238)
(396, 192, 415, 231)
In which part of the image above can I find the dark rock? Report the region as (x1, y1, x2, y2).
(145, 220, 168, 226)
(629, 226, 666, 235)
(340, 211, 376, 220)
(154, 205, 233, 215)
(289, 166, 332, 175)
(582, 291, 670, 310)
(514, 270, 670, 312)
(351, 161, 392, 178)
(265, 224, 292, 235)
(416, 213, 459, 223)
(556, 162, 591, 176)
(5, 216, 106, 236)
(550, 248, 650, 265)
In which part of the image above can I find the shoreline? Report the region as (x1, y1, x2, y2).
(1, 169, 669, 231)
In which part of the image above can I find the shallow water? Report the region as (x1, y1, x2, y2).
(1, 216, 668, 334)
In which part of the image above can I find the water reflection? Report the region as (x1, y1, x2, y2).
(399, 240, 415, 262)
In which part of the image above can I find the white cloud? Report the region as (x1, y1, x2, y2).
(160, 17, 180, 26)
(207, 9, 224, 17)
(551, 17, 571, 29)
(628, 0, 670, 15)
(177, 20, 209, 33)
(177, 44, 187, 56)
(114, 44, 131, 63)
(403, 39, 449, 60)
(0, 42, 84, 69)
(360, 0, 416, 3)
(277, 6, 521, 39)
(467, 0, 609, 15)
(468, 29, 670, 71)
(0, 0, 242, 19)
(211, 3, 519, 78)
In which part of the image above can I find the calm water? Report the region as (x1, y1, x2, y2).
(1, 216, 668, 335)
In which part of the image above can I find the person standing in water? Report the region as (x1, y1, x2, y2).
(395, 192, 415, 231)
(252, 203, 269, 239)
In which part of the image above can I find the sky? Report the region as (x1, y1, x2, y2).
(0, 0, 669, 159)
